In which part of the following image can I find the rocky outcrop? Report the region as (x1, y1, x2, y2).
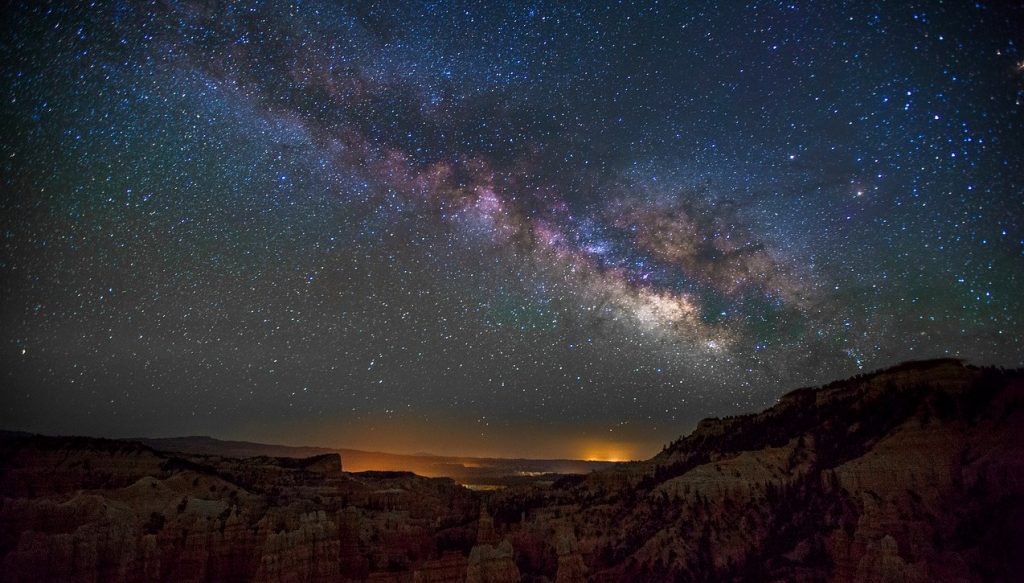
(487, 360, 1024, 581)
(467, 541, 520, 583)
(476, 507, 498, 545)
(554, 530, 587, 583)
(462, 505, 520, 583)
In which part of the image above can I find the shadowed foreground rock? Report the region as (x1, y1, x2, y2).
(2, 359, 1022, 581)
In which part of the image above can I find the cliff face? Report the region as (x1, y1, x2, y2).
(488, 359, 1024, 582)
(2, 359, 1022, 582)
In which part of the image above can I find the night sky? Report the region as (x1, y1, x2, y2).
(2, 1, 1022, 459)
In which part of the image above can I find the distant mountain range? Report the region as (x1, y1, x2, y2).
(2, 358, 1021, 581)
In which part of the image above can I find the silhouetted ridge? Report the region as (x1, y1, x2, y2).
(484, 359, 1024, 581)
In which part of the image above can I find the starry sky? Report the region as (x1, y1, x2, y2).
(2, 1, 1022, 459)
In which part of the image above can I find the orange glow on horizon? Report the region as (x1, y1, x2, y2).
(258, 417, 656, 462)
(579, 440, 637, 463)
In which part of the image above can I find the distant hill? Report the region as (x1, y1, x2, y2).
(132, 435, 614, 484)
(131, 435, 337, 460)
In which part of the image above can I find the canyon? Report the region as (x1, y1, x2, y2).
(2, 359, 1022, 581)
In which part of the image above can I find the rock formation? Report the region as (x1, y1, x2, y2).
(2, 359, 1022, 581)
(0, 437, 477, 582)
(554, 529, 587, 583)
(466, 541, 520, 583)
(476, 506, 498, 545)
(463, 506, 520, 583)
(484, 359, 1024, 581)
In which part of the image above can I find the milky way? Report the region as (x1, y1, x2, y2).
(2, 1, 1022, 458)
